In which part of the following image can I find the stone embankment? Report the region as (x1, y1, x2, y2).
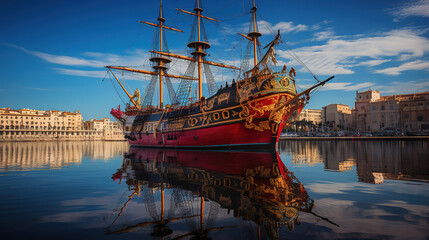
(0, 129, 125, 142)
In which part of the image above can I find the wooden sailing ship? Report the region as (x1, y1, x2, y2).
(107, 0, 333, 148)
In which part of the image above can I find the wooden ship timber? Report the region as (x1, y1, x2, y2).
(109, 148, 316, 239)
(107, 0, 333, 148)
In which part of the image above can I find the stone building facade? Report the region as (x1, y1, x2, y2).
(353, 90, 429, 132)
(0, 108, 125, 141)
(297, 109, 322, 124)
(0, 108, 83, 130)
(322, 104, 352, 131)
(85, 118, 121, 131)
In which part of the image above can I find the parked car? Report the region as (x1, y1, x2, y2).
(281, 132, 300, 137)
(352, 132, 361, 137)
(337, 131, 345, 137)
(363, 133, 373, 137)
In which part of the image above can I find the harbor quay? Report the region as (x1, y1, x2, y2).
(279, 136, 429, 141)
(0, 129, 125, 142)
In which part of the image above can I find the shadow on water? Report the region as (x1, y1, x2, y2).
(107, 147, 337, 240)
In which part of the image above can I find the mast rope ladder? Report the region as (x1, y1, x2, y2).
(202, 59, 218, 96)
(162, 73, 176, 104)
(173, 61, 197, 106)
(142, 75, 158, 108)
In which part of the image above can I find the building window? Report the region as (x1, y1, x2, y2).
(390, 105, 393, 110)
(372, 106, 376, 110)
(381, 106, 385, 110)
(404, 114, 409, 119)
(418, 115, 423, 121)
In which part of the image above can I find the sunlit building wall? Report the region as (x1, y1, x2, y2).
(354, 90, 429, 132)
(297, 109, 322, 124)
(322, 104, 352, 131)
(0, 108, 83, 130)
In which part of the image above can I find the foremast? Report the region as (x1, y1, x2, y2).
(238, 0, 262, 76)
(106, 0, 191, 110)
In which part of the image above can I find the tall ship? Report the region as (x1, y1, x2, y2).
(107, 0, 333, 148)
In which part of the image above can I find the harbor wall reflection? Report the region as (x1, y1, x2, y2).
(278, 140, 429, 184)
(110, 148, 319, 240)
(0, 141, 129, 171)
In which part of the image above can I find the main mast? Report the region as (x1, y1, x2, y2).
(150, 0, 169, 109)
(178, 0, 218, 100)
(152, 0, 238, 105)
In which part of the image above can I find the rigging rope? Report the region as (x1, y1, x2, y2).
(256, 12, 321, 83)
(108, 72, 126, 106)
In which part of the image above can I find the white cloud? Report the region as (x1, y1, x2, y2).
(54, 68, 108, 78)
(235, 20, 308, 36)
(54, 68, 154, 82)
(31, 51, 106, 67)
(313, 30, 337, 41)
(374, 80, 429, 94)
(299, 82, 374, 91)
(357, 59, 390, 67)
(5, 43, 149, 68)
(375, 60, 429, 75)
(311, 20, 330, 30)
(388, 0, 429, 21)
(278, 28, 429, 75)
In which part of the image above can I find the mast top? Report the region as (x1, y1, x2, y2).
(158, 0, 165, 22)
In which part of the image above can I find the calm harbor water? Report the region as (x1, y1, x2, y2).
(0, 140, 428, 240)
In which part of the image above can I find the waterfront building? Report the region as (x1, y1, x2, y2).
(322, 104, 352, 131)
(399, 92, 429, 132)
(353, 90, 429, 132)
(0, 107, 125, 141)
(297, 109, 322, 124)
(85, 118, 121, 131)
(0, 108, 83, 130)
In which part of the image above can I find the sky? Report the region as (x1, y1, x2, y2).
(1, 0, 429, 120)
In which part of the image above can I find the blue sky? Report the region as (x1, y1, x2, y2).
(1, 0, 428, 120)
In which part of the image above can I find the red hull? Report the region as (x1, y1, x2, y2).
(127, 119, 277, 148)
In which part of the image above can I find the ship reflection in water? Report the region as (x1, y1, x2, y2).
(108, 148, 332, 239)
